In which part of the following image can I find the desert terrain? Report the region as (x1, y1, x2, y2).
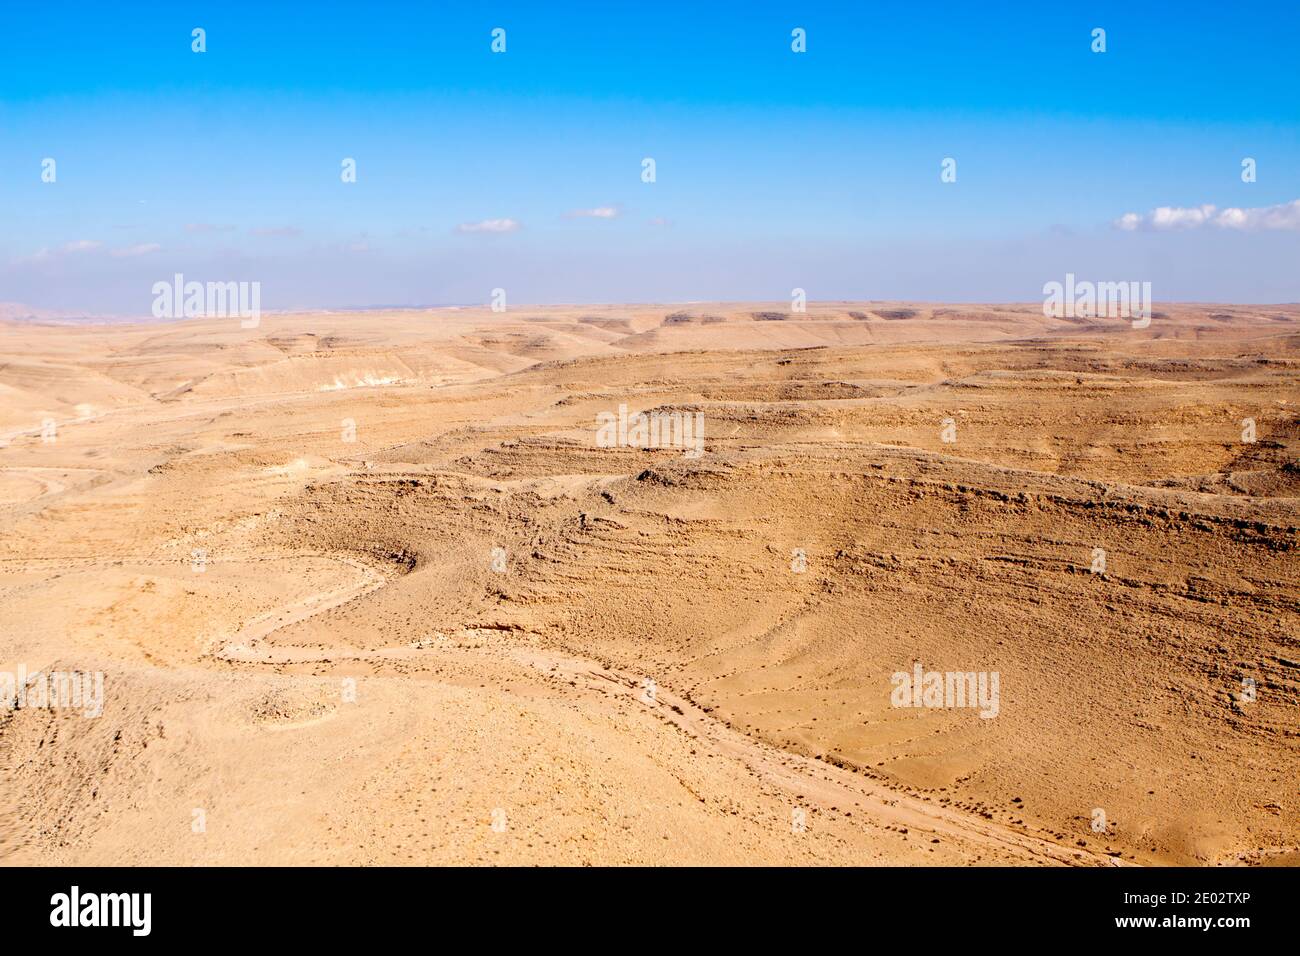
(0, 301, 1296, 866)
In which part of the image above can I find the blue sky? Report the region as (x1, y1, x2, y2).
(2, 0, 1297, 312)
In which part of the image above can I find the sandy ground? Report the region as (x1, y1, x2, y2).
(0, 301, 1296, 866)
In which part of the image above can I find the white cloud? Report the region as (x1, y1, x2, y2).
(109, 243, 161, 258)
(1114, 199, 1300, 232)
(565, 206, 620, 219)
(14, 240, 102, 264)
(1151, 204, 1218, 230)
(1214, 199, 1300, 231)
(455, 218, 521, 234)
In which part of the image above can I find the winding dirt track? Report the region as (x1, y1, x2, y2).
(208, 547, 1126, 866)
(213, 554, 388, 662)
